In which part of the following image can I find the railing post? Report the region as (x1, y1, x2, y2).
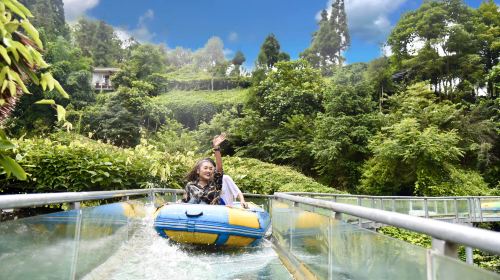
(465, 246, 473, 264)
(478, 198, 483, 222)
(454, 198, 459, 222)
(148, 190, 155, 204)
(357, 197, 362, 227)
(334, 212, 343, 221)
(391, 199, 395, 212)
(70, 201, 80, 210)
(69, 202, 82, 280)
(432, 238, 459, 259)
(467, 198, 473, 222)
(424, 199, 429, 218)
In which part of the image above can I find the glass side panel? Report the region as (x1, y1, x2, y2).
(328, 217, 427, 280)
(432, 254, 500, 280)
(289, 206, 331, 279)
(0, 209, 78, 280)
(386, 199, 400, 212)
(273, 199, 428, 280)
(271, 199, 293, 250)
(480, 198, 500, 219)
(75, 201, 145, 278)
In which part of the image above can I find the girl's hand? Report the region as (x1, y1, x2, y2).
(212, 133, 227, 148)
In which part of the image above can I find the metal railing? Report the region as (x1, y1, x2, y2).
(0, 188, 184, 210)
(286, 192, 500, 223)
(275, 193, 500, 256)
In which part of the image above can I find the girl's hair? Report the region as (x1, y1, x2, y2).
(185, 158, 216, 182)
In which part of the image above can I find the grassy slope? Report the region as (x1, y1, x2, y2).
(153, 89, 249, 106)
(152, 89, 249, 129)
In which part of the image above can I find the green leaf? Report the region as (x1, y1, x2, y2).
(0, 45, 11, 65)
(56, 104, 66, 122)
(0, 139, 16, 150)
(8, 80, 16, 96)
(0, 155, 27, 180)
(54, 79, 69, 98)
(20, 20, 42, 49)
(3, 0, 26, 19)
(35, 99, 56, 105)
(11, 0, 33, 18)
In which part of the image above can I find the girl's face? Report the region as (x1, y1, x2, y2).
(197, 161, 215, 182)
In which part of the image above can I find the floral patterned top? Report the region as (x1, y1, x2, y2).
(182, 171, 223, 205)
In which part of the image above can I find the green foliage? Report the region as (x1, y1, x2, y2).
(148, 118, 199, 154)
(312, 83, 380, 191)
(377, 226, 431, 248)
(250, 60, 325, 123)
(19, 0, 69, 41)
(0, 133, 191, 193)
(256, 34, 289, 69)
(360, 84, 493, 196)
(378, 225, 500, 273)
(73, 18, 123, 67)
(79, 84, 172, 147)
(301, 0, 349, 71)
(387, 0, 497, 99)
(0, 0, 68, 180)
(222, 157, 342, 195)
(153, 89, 248, 129)
(231, 51, 246, 66)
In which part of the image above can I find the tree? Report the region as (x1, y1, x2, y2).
(256, 34, 289, 69)
(359, 84, 492, 196)
(475, 0, 500, 98)
(0, 0, 68, 179)
(387, 0, 492, 100)
(230, 51, 246, 76)
(301, 0, 350, 71)
(232, 50, 246, 66)
(73, 18, 123, 67)
(312, 83, 379, 191)
(194, 36, 226, 70)
(251, 60, 325, 123)
(112, 44, 168, 89)
(19, 0, 69, 40)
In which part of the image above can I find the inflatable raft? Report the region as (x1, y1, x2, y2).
(153, 202, 270, 247)
(481, 201, 500, 211)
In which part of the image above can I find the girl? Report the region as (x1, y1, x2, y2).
(182, 133, 226, 205)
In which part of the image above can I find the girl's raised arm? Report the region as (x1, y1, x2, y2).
(212, 133, 226, 173)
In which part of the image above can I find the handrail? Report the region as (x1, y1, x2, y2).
(275, 192, 500, 255)
(0, 188, 183, 209)
(286, 192, 500, 200)
(0, 188, 272, 210)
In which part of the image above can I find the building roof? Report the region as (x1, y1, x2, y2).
(93, 67, 120, 72)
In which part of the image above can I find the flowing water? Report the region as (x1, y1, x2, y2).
(0, 202, 291, 280)
(84, 203, 291, 280)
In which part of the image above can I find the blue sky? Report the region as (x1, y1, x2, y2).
(63, 0, 496, 69)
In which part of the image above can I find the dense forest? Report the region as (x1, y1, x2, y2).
(0, 0, 498, 199)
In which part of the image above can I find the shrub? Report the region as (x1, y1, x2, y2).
(0, 133, 191, 193)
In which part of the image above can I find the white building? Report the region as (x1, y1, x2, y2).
(91, 67, 119, 91)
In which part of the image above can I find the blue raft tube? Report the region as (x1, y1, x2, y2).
(153, 202, 271, 247)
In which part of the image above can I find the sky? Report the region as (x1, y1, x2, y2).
(62, 0, 496, 69)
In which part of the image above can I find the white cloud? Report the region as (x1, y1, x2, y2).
(63, 0, 99, 22)
(228, 32, 239, 42)
(115, 9, 156, 43)
(317, 0, 408, 43)
(381, 44, 393, 56)
(223, 48, 234, 59)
